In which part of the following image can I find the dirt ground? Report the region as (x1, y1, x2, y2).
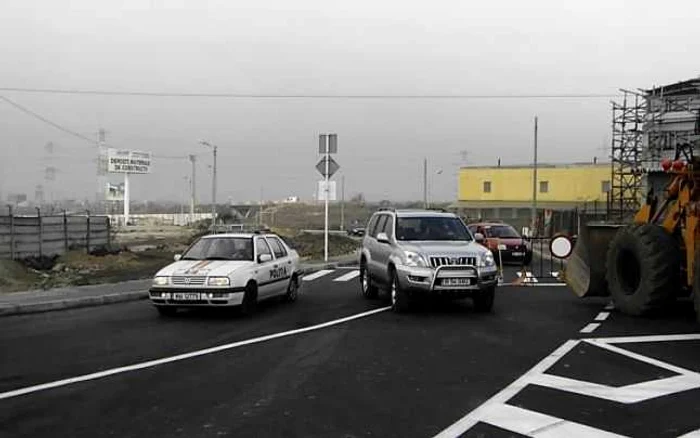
(0, 225, 359, 293)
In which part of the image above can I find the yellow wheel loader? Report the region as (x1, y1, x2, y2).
(564, 144, 700, 321)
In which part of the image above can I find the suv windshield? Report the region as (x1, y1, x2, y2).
(483, 225, 520, 238)
(181, 237, 254, 261)
(396, 216, 472, 241)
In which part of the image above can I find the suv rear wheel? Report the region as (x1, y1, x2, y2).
(360, 261, 378, 299)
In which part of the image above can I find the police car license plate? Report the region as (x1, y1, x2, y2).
(173, 293, 200, 300)
(442, 278, 471, 286)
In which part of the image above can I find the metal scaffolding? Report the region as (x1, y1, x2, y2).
(610, 91, 645, 222)
(608, 78, 700, 222)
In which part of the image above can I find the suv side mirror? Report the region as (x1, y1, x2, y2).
(474, 232, 485, 243)
(376, 232, 390, 244)
(174, 254, 182, 261)
(258, 253, 273, 263)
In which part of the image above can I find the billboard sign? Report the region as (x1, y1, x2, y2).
(107, 149, 152, 174)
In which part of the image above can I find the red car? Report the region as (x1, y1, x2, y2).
(468, 222, 533, 266)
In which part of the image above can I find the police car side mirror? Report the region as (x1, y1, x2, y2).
(474, 233, 485, 243)
(174, 254, 182, 261)
(258, 253, 273, 263)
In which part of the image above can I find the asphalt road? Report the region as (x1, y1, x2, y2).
(1, 260, 699, 438)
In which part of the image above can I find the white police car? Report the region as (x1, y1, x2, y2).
(149, 232, 301, 316)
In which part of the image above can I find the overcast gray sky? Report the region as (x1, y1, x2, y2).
(1, 0, 699, 204)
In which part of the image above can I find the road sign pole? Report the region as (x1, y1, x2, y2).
(124, 172, 130, 226)
(324, 137, 330, 262)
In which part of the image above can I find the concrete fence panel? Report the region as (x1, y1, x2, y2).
(0, 212, 111, 259)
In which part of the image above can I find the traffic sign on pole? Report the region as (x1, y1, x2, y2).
(316, 156, 340, 178)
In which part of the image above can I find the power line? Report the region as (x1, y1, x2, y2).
(0, 94, 191, 160)
(0, 94, 97, 144)
(0, 87, 619, 99)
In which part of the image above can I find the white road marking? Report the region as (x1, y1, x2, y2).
(479, 403, 626, 437)
(434, 333, 700, 437)
(501, 282, 567, 287)
(594, 312, 610, 321)
(333, 270, 360, 282)
(530, 372, 700, 404)
(302, 269, 333, 281)
(432, 340, 580, 438)
(585, 333, 700, 344)
(0, 306, 391, 401)
(584, 339, 698, 375)
(580, 323, 601, 333)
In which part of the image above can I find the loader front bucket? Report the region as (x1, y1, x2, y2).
(564, 222, 626, 298)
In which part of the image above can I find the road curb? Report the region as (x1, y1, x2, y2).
(0, 257, 360, 318)
(0, 291, 149, 317)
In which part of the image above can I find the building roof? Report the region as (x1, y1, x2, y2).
(460, 161, 610, 170)
(644, 77, 700, 97)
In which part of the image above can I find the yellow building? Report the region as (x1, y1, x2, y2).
(452, 162, 612, 220)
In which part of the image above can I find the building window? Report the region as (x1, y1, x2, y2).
(539, 181, 549, 193)
(601, 180, 611, 193)
(483, 181, 491, 193)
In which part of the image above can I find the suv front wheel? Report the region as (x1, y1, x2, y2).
(391, 270, 411, 313)
(360, 261, 378, 299)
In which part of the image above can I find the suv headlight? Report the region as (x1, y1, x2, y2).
(403, 251, 427, 267)
(152, 276, 170, 286)
(479, 252, 496, 268)
(207, 277, 230, 287)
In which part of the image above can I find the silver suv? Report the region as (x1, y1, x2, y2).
(359, 209, 499, 313)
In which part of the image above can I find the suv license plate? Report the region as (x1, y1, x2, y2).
(173, 293, 201, 300)
(442, 278, 471, 286)
(512, 252, 524, 256)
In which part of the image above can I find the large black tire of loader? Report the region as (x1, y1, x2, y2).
(605, 224, 680, 316)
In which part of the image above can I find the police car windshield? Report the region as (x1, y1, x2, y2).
(396, 217, 472, 241)
(181, 237, 254, 261)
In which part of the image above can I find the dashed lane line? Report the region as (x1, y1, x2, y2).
(333, 270, 360, 282)
(0, 306, 391, 401)
(580, 323, 602, 333)
(302, 269, 334, 281)
(595, 312, 610, 322)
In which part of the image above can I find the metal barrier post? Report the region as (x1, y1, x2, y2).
(8, 205, 15, 260)
(36, 207, 43, 257)
(63, 210, 68, 252)
(86, 210, 91, 253)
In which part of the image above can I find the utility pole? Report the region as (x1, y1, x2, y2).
(96, 129, 106, 207)
(199, 141, 217, 228)
(423, 158, 428, 208)
(531, 116, 539, 236)
(324, 138, 330, 262)
(189, 154, 196, 220)
(259, 186, 263, 226)
(340, 174, 345, 231)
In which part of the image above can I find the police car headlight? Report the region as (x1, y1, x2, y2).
(207, 277, 230, 287)
(152, 276, 170, 286)
(403, 251, 427, 267)
(479, 253, 495, 268)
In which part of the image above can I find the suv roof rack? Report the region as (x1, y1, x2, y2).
(377, 207, 395, 212)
